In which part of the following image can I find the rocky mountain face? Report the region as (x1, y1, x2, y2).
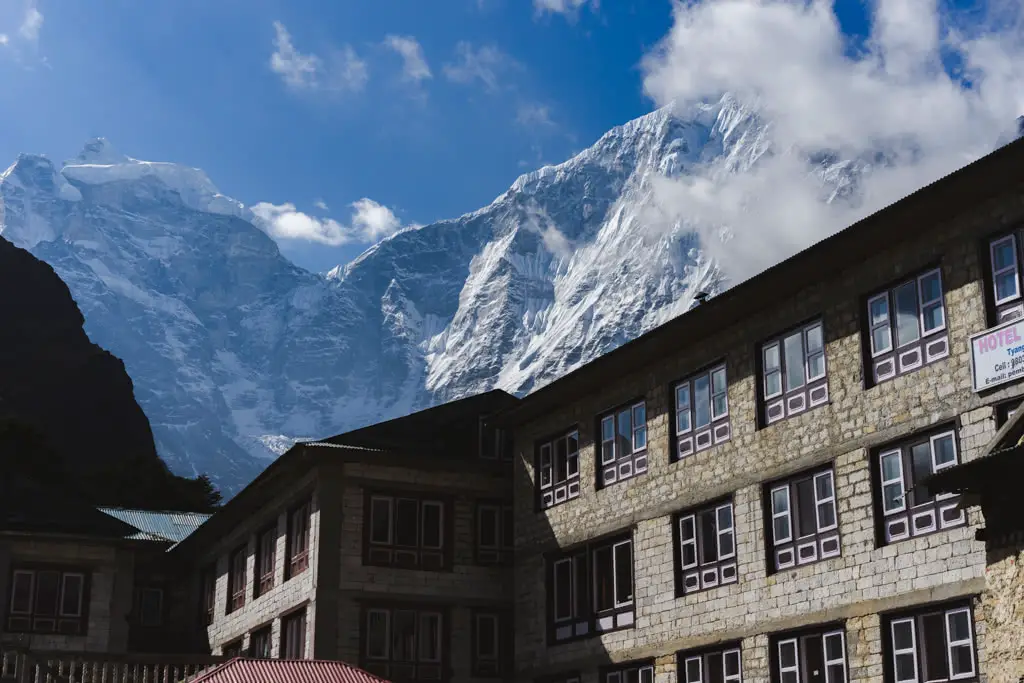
(0, 96, 851, 494)
(0, 232, 218, 510)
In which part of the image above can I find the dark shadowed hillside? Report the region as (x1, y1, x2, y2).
(0, 236, 219, 511)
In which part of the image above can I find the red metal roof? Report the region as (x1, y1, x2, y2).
(188, 658, 391, 683)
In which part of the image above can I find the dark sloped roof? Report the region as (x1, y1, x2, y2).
(188, 658, 390, 683)
(928, 400, 1024, 495)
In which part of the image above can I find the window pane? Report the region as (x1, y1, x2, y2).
(779, 640, 797, 668)
(994, 238, 1016, 270)
(881, 452, 902, 481)
(764, 343, 780, 370)
(418, 613, 440, 662)
(695, 374, 711, 428)
(10, 573, 33, 613)
(685, 658, 701, 683)
(815, 472, 833, 500)
(870, 296, 889, 326)
(553, 561, 572, 619)
(883, 482, 903, 513)
(707, 654, 724, 683)
(556, 436, 569, 482)
(932, 434, 956, 468)
(920, 271, 941, 302)
(700, 511, 718, 563)
(950, 645, 973, 676)
(567, 431, 579, 455)
(806, 324, 823, 352)
(479, 507, 498, 547)
(573, 555, 588, 618)
(593, 546, 615, 612)
(724, 651, 740, 677)
(766, 370, 782, 397)
(895, 281, 921, 346)
(395, 499, 419, 546)
(371, 499, 391, 543)
(947, 610, 970, 641)
(367, 611, 389, 658)
(911, 443, 934, 503)
(872, 326, 891, 354)
(34, 571, 59, 616)
(613, 542, 633, 605)
(895, 653, 915, 683)
(712, 367, 727, 394)
(477, 615, 496, 657)
(996, 270, 1018, 301)
(922, 302, 943, 332)
(616, 410, 632, 457)
(421, 503, 442, 549)
(677, 390, 692, 433)
(61, 575, 83, 616)
(921, 613, 950, 681)
(784, 332, 806, 390)
(796, 478, 817, 536)
(391, 611, 416, 661)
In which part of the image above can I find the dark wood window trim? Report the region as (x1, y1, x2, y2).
(769, 625, 848, 683)
(254, 523, 278, 598)
(600, 659, 654, 683)
(982, 228, 1024, 324)
(471, 608, 512, 678)
(479, 418, 514, 462)
(677, 643, 743, 683)
(286, 499, 311, 580)
(674, 498, 737, 596)
(759, 319, 828, 427)
(882, 600, 978, 683)
(281, 607, 307, 660)
(226, 545, 247, 614)
(596, 399, 648, 488)
(361, 603, 449, 683)
(673, 362, 730, 461)
(764, 465, 841, 573)
(133, 586, 164, 627)
(249, 624, 273, 659)
(864, 267, 949, 386)
(200, 564, 216, 625)
(548, 532, 634, 644)
(536, 428, 580, 510)
(222, 639, 243, 658)
(476, 501, 513, 566)
(365, 490, 452, 571)
(5, 565, 90, 636)
(995, 397, 1022, 428)
(872, 426, 965, 545)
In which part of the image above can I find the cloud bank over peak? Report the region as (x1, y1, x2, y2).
(641, 0, 1024, 286)
(251, 198, 405, 247)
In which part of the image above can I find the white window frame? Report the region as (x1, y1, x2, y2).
(715, 504, 735, 559)
(683, 656, 702, 683)
(9, 571, 34, 615)
(822, 631, 847, 683)
(418, 612, 442, 663)
(990, 234, 1021, 305)
(777, 638, 800, 683)
(929, 431, 958, 475)
(539, 443, 553, 489)
(770, 486, 792, 545)
(878, 448, 907, 515)
(474, 613, 499, 661)
(945, 607, 976, 680)
(631, 402, 647, 451)
(805, 322, 826, 382)
(917, 269, 946, 335)
(889, 617, 918, 683)
(369, 496, 393, 545)
(783, 330, 807, 391)
(366, 608, 391, 660)
(710, 366, 729, 420)
(763, 342, 783, 399)
(678, 516, 698, 570)
(813, 471, 838, 532)
(682, 646, 742, 683)
(675, 384, 692, 435)
(868, 292, 893, 357)
(610, 539, 633, 608)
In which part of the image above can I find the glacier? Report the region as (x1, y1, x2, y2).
(0, 96, 858, 494)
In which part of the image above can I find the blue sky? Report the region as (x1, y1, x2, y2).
(1, 0, 1014, 274)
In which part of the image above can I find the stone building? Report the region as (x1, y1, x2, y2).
(169, 390, 519, 682)
(496, 136, 1024, 683)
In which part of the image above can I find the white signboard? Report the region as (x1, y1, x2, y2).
(970, 317, 1024, 392)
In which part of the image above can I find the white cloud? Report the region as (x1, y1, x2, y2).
(313, 199, 329, 211)
(534, 0, 596, 19)
(252, 199, 405, 247)
(19, 6, 42, 42)
(640, 0, 1024, 286)
(384, 35, 432, 83)
(0, 35, 8, 46)
(270, 21, 367, 93)
(517, 103, 555, 127)
(443, 42, 518, 92)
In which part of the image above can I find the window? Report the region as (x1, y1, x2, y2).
(363, 606, 445, 682)
(135, 587, 163, 627)
(286, 500, 311, 579)
(675, 500, 737, 595)
(222, 640, 243, 658)
(674, 363, 731, 460)
(866, 268, 949, 384)
(679, 645, 743, 683)
(472, 610, 511, 678)
(772, 628, 848, 683)
(200, 565, 216, 625)
(987, 232, 1024, 322)
(875, 428, 965, 544)
(603, 661, 654, 683)
(255, 524, 277, 597)
(479, 419, 513, 462)
(885, 602, 977, 683)
(366, 493, 448, 570)
(6, 567, 87, 635)
(249, 625, 273, 659)
(537, 429, 580, 510)
(995, 398, 1022, 428)
(281, 608, 307, 660)
(760, 320, 828, 426)
(549, 534, 634, 643)
(765, 467, 841, 572)
(476, 502, 513, 565)
(597, 401, 648, 487)
(226, 545, 246, 613)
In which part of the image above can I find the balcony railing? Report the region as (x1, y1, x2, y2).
(0, 647, 229, 683)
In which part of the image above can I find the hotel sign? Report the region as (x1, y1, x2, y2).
(970, 318, 1024, 392)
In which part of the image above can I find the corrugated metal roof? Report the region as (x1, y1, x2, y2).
(188, 658, 390, 683)
(97, 508, 211, 543)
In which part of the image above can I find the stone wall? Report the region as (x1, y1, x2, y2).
(0, 537, 134, 653)
(979, 538, 1024, 683)
(510, 190, 1024, 680)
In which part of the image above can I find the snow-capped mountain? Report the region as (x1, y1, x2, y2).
(0, 95, 848, 494)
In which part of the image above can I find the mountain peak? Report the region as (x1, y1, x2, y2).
(74, 138, 129, 165)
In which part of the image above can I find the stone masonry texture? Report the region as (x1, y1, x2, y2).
(510, 186, 1024, 683)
